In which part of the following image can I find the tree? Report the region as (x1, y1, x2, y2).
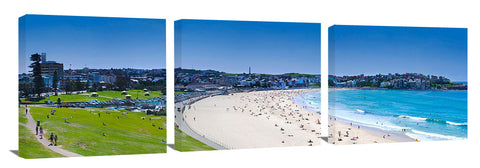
(64, 77, 73, 94)
(74, 78, 83, 91)
(52, 70, 59, 96)
(114, 75, 130, 91)
(29, 53, 44, 97)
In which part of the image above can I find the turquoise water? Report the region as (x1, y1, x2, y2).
(295, 90, 468, 141)
(329, 90, 467, 141)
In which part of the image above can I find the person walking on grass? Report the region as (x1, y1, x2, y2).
(25, 108, 28, 115)
(49, 133, 54, 146)
(54, 134, 58, 146)
(39, 126, 43, 139)
(35, 126, 38, 135)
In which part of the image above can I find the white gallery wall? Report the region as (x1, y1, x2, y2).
(0, 0, 478, 168)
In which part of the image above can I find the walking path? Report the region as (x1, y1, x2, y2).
(175, 102, 227, 150)
(23, 108, 82, 157)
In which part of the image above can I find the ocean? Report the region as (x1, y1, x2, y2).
(295, 89, 467, 141)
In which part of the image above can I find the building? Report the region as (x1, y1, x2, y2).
(41, 62, 64, 79)
(40, 53, 64, 79)
(41, 53, 47, 63)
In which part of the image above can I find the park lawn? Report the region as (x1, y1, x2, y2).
(86, 90, 164, 100)
(19, 124, 65, 159)
(20, 94, 113, 103)
(28, 107, 166, 156)
(20, 90, 164, 103)
(174, 127, 216, 152)
(19, 106, 28, 124)
(174, 91, 186, 95)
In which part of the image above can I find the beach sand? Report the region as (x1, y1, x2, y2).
(328, 118, 413, 145)
(327, 88, 416, 144)
(183, 89, 411, 149)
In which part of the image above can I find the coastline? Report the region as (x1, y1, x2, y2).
(182, 88, 323, 149)
(328, 117, 416, 145)
(328, 87, 467, 91)
(292, 89, 416, 144)
(181, 87, 417, 149)
(326, 88, 467, 143)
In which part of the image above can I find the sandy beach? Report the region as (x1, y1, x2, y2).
(182, 88, 412, 149)
(328, 88, 416, 144)
(182, 89, 322, 149)
(328, 118, 414, 145)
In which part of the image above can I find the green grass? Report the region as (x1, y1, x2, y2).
(20, 94, 113, 103)
(28, 107, 166, 156)
(19, 124, 64, 159)
(174, 127, 216, 152)
(174, 91, 186, 95)
(20, 90, 164, 103)
(283, 73, 318, 77)
(19, 106, 28, 124)
(91, 90, 164, 100)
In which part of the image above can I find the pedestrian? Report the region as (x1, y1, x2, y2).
(35, 126, 38, 135)
(37, 120, 40, 127)
(39, 126, 43, 139)
(49, 133, 54, 146)
(54, 134, 58, 146)
(25, 108, 28, 115)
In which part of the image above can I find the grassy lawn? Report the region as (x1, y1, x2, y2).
(174, 127, 215, 152)
(19, 124, 65, 159)
(19, 106, 28, 124)
(20, 94, 113, 103)
(174, 91, 186, 95)
(20, 90, 164, 103)
(90, 90, 164, 100)
(28, 107, 166, 156)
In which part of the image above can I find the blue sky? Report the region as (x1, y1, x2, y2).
(19, 15, 166, 74)
(175, 19, 321, 75)
(329, 25, 467, 81)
